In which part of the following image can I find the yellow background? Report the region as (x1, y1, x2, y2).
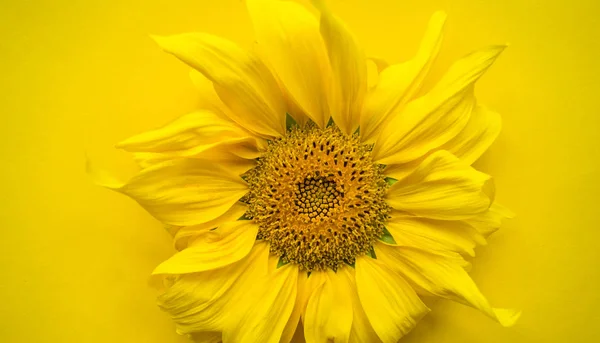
(1, 0, 599, 342)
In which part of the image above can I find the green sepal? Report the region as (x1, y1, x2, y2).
(385, 177, 398, 186)
(326, 116, 335, 127)
(238, 213, 251, 220)
(366, 246, 377, 259)
(379, 227, 396, 244)
(277, 257, 289, 268)
(286, 113, 298, 131)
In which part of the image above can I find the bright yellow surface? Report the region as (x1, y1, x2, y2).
(1, 0, 599, 342)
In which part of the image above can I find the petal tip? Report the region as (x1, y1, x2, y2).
(494, 308, 522, 327)
(149, 34, 167, 47)
(85, 154, 123, 190)
(431, 10, 448, 23)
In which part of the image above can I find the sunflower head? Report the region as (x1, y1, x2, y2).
(95, 0, 521, 342)
(245, 123, 390, 271)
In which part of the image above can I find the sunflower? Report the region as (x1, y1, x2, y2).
(97, 0, 520, 341)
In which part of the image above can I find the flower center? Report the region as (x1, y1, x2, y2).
(244, 125, 390, 271)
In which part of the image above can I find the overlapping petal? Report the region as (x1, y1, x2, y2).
(222, 244, 299, 343)
(361, 11, 446, 142)
(281, 272, 310, 343)
(336, 267, 381, 343)
(156, 243, 265, 335)
(442, 103, 502, 164)
(313, 0, 367, 134)
(153, 220, 258, 275)
(467, 202, 515, 237)
(386, 212, 486, 257)
(386, 150, 493, 220)
(372, 45, 506, 165)
(116, 110, 257, 156)
(377, 244, 521, 327)
(152, 33, 286, 137)
(105, 158, 248, 226)
(132, 143, 258, 175)
(355, 255, 430, 343)
(383, 103, 502, 180)
(247, 0, 332, 128)
(173, 202, 248, 251)
(304, 269, 353, 343)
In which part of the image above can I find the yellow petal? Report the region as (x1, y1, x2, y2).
(223, 246, 299, 343)
(386, 150, 492, 220)
(304, 269, 353, 343)
(361, 12, 446, 142)
(377, 244, 521, 327)
(188, 331, 221, 343)
(386, 212, 486, 257)
(467, 202, 515, 237)
(442, 103, 502, 164)
(368, 56, 389, 74)
(281, 272, 310, 343)
(355, 255, 430, 343)
(372, 45, 506, 164)
(381, 103, 501, 179)
(336, 267, 381, 343)
(132, 143, 257, 175)
(152, 33, 286, 137)
(116, 110, 254, 155)
(299, 269, 326, 322)
(173, 202, 248, 251)
(153, 220, 258, 275)
(189, 70, 230, 117)
(247, 0, 332, 128)
(111, 158, 248, 226)
(313, 0, 367, 134)
(156, 243, 266, 334)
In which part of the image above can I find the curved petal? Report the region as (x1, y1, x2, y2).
(173, 202, 248, 251)
(152, 33, 286, 137)
(112, 158, 248, 226)
(382, 103, 502, 179)
(467, 202, 515, 237)
(361, 11, 446, 142)
(222, 245, 299, 343)
(304, 269, 353, 343)
(132, 142, 258, 175)
(386, 150, 492, 220)
(116, 110, 255, 155)
(153, 220, 258, 275)
(299, 270, 326, 322)
(336, 267, 381, 343)
(376, 244, 521, 327)
(386, 212, 486, 257)
(313, 0, 367, 134)
(281, 272, 310, 343)
(372, 45, 506, 164)
(189, 70, 230, 117)
(156, 243, 266, 334)
(355, 255, 430, 343)
(442, 103, 502, 165)
(247, 0, 332, 128)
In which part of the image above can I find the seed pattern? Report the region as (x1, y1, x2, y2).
(244, 124, 390, 271)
